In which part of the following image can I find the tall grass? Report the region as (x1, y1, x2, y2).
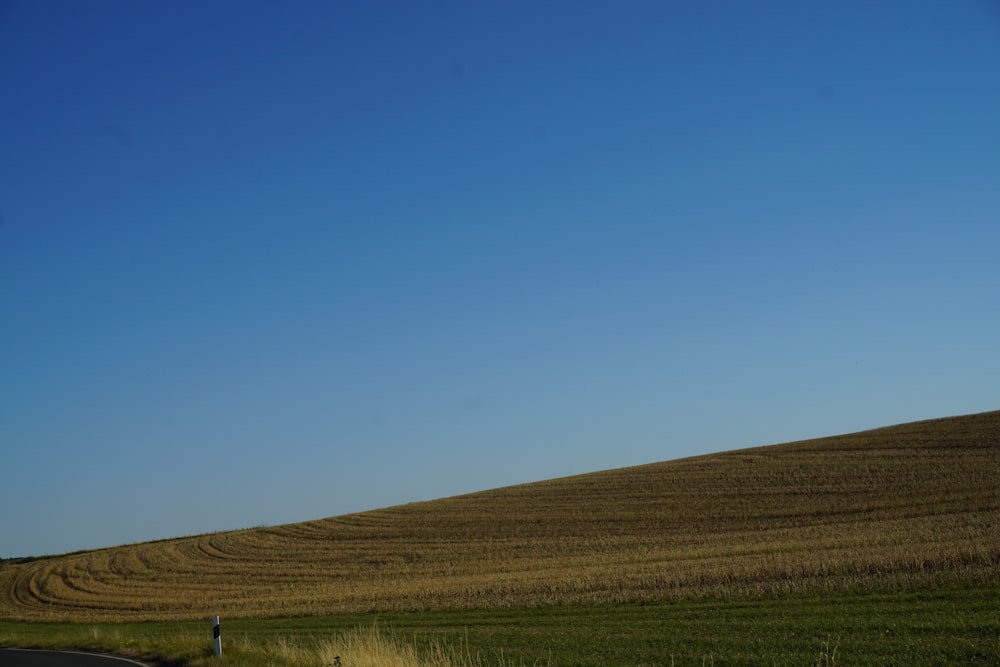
(253, 625, 519, 667)
(1, 411, 997, 623)
(0, 622, 530, 667)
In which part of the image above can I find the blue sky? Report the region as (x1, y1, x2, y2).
(2, 1, 999, 558)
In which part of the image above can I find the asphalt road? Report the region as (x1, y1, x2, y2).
(0, 650, 152, 667)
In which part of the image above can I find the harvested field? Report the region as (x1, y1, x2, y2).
(1, 410, 997, 622)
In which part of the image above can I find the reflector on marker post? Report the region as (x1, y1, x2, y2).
(212, 615, 222, 656)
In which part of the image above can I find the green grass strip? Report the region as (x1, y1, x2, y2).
(2, 582, 997, 666)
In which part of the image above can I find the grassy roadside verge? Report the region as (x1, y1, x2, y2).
(2, 582, 998, 666)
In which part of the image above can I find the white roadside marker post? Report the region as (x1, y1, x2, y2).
(212, 615, 222, 656)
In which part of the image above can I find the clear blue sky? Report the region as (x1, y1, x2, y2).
(2, 1, 998, 558)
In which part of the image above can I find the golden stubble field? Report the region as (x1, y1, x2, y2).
(2, 411, 997, 622)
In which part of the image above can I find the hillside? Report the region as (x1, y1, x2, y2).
(2, 410, 997, 622)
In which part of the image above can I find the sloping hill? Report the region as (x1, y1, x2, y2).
(2, 411, 997, 622)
